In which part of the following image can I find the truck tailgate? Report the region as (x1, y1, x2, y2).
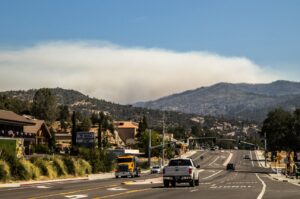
(164, 166, 191, 176)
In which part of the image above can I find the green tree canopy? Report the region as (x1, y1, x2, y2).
(261, 108, 293, 151)
(31, 88, 57, 122)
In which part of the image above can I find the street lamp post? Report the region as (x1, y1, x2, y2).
(148, 129, 152, 167)
(264, 131, 267, 167)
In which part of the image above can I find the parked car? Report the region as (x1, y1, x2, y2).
(226, 163, 235, 171)
(151, 165, 161, 174)
(163, 158, 201, 187)
(244, 155, 250, 159)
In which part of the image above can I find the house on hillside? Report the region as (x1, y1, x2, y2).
(114, 121, 139, 145)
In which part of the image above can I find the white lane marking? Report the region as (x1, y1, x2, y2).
(107, 187, 128, 191)
(194, 151, 209, 161)
(203, 170, 223, 180)
(209, 185, 252, 189)
(256, 174, 266, 199)
(250, 151, 254, 167)
(223, 152, 233, 166)
(65, 195, 88, 199)
(190, 189, 198, 192)
(36, 186, 50, 189)
(208, 157, 220, 166)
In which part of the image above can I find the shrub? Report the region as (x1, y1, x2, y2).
(52, 157, 67, 176)
(62, 156, 76, 176)
(78, 149, 114, 173)
(31, 158, 57, 179)
(19, 159, 40, 180)
(0, 150, 31, 180)
(0, 160, 10, 182)
(77, 159, 92, 176)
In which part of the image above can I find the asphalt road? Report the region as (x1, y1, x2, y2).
(1, 150, 299, 199)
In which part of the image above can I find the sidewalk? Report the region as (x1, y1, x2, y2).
(255, 150, 300, 186)
(269, 173, 300, 186)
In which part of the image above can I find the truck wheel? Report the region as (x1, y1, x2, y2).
(195, 178, 199, 186)
(189, 179, 195, 187)
(164, 180, 169, 187)
(171, 181, 176, 187)
(115, 176, 119, 179)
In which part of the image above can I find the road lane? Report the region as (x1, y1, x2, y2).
(1, 150, 299, 199)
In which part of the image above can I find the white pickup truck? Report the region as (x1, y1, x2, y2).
(163, 158, 200, 187)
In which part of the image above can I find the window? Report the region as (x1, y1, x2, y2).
(169, 159, 192, 166)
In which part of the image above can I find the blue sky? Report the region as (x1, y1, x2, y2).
(0, 0, 299, 102)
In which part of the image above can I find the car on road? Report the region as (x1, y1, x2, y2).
(151, 165, 161, 174)
(226, 163, 235, 171)
(244, 155, 250, 160)
(163, 158, 201, 187)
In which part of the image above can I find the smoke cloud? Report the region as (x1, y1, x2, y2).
(0, 41, 278, 104)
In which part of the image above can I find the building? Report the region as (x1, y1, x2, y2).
(114, 121, 139, 145)
(23, 117, 51, 145)
(0, 110, 51, 152)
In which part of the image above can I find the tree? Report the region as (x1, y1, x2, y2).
(292, 109, 300, 151)
(139, 130, 161, 157)
(261, 108, 293, 151)
(71, 111, 77, 147)
(31, 88, 57, 122)
(48, 127, 56, 153)
(97, 112, 114, 149)
(91, 113, 99, 125)
(79, 116, 92, 132)
(137, 116, 148, 137)
(58, 105, 69, 121)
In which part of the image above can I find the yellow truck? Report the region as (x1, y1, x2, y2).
(115, 155, 141, 178)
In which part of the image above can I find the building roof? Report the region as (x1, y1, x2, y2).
(114, 121, 139, 129)
(0, 110, 35, 126)
(23, 119, 51, 137)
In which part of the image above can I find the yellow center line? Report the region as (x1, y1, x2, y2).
(27, 184, 117, 199)
(94, 188, 151, 199)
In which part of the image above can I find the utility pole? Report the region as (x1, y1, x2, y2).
(162, 113, 165, 167)
(264, 131, 267, 167)
(148, 129, 152, 167)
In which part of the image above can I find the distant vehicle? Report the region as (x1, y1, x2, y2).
(163, 158, 200, 187)
(244, 155, 250, 159)
(151, 165, 161, 174)
(210, 147, 215, 151)
(115, 155, 140, 178)
(234, 146, 239, 150)
(226, 163, 235, 171)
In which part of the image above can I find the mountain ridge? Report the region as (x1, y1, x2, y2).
(133, 80, 300, 121)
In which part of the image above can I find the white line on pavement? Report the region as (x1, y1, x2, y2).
(208, 157, 220, 166)
(250, 151, 254, 167)
(203, 170, 223, 180)
(256, 151, 263, 167)
(223, 152, 233, 166)
(256, 174, 266, 199)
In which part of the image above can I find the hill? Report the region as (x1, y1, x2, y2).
(134, 80, 300, 121)
(0, 88, 199, 133)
